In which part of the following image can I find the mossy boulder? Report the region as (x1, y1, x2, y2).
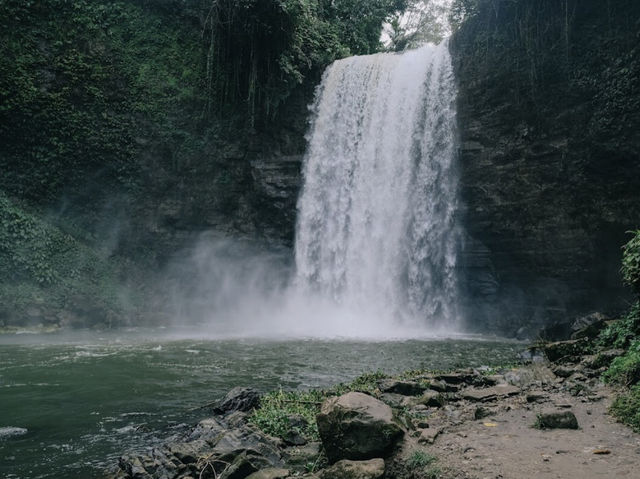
(316, 392, 403, 464)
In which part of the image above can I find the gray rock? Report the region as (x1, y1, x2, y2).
(245, 468, 290, 479)
(535, 410, 579, 429)
(417, 427, 441, 444)
(219, 451, 273, 479)
(462, 385, 520, 402)
(316, 392, 404, 463)
(414, 391, 445, 408)
(571, 312, 608, 339)
(319, 458, 385, 479)
(214, 387, 261, 414)
(188, 417, 226, 443)
(212, 425, 283, 466)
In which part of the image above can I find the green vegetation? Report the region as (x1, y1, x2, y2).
(249, 371, 389, 441)
(622, 230, 640, 295)
(0, 0, 411, 328)
(406, 450, 437, 468)
(610, 385, 640, 433)
(595, 227, 640, 431)
(603, 341, 640, 387)
(0, 193, 143, 328)
(250, 388, 325, 441)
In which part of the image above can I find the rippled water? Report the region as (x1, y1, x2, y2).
(0, 329, 523, 478)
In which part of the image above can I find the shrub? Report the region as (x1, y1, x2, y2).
(603, 341, 640, 387)
(610, 385, 640, 432)
(622, 230, 640, 296)
(597, 302, 640, 349)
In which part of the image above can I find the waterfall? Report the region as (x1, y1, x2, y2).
(295, 41, 460, 331)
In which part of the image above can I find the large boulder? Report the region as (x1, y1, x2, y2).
(316, 392, 403, 463)
(214, 387, 261, 414)
(570, 312, 608, 339)
(319, 459, 385, 479)
(535, 410, 579, 429)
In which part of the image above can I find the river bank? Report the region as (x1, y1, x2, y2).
(108, 335, 640, 479)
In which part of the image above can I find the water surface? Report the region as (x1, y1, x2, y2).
(0, 329, 522, 478)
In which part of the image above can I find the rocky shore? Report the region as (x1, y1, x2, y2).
(108, 334, 640, 479)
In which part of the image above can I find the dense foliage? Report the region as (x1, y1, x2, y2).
(0, 0, 204, 205)
(0, 0, 407, 327)
(202, 0, 409, 119)
(0, 193, 142, 328)
(622, 230, 640, 295)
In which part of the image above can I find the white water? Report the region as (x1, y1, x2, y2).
(294, 41, 461, 333)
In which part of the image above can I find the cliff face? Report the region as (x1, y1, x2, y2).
(450, 0, 640, 335)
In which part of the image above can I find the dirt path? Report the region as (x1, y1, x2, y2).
(429, 380, 640, 478)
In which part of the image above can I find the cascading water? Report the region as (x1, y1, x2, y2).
(295, 41, 461, 332)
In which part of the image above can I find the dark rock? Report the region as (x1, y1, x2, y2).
(316, 392, 404, 463)
(552, 365, 577, 378)
(220, 452, 273, 479)
(379, 380, 427, 396)
(434, 371, 475, 385)
(214, 387, 261, 414)
(526, 391, 548, 403)
(535, 410, 579, 430)
(415, 391, 445, 408)
(543, 339, 590, 363)
(474, 406, 492, 419)
(319, 458, 385, 479)
(283, 429, 306, 446)
(571, 312, 608, 339)
(211, 425, 283, 467)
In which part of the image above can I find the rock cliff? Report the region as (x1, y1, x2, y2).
(450, 0, 640, 335)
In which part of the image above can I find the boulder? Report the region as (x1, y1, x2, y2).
(543, 339, 589, 363)
(316, 392, 404, 463)
(570, 312, 608, 339)
(219, 452, 274, 479)
(319, 459, 385, 479)
(535, 410, 579, 429)
(214, 387, 261, 414)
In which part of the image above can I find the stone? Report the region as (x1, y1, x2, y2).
(535, 410, 579, 429)
(461, 385, 520, 402)
(379, 380, 427, 396)
(220, 452, 273, 479)
(571, 312, 608, 339)
(167, 439, 209, 464)
(415, 391, 445, 408)
(552, 365, 576, 378)
(434, 371, 475, 385)
(319, 459, 385, 479)
(214, 387, 261, 414)
(316, 392, 404, 463)
(212, 425, 283, 467)
(245, 468, 290, 479)
(281, 442, 321, 468)
(188, 417, 226, 443)
(543, 339, 589, 363)
(417, 427, 441, 444)
(526, 391, 548, 403)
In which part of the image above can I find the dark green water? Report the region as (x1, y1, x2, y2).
(0, 330, 522, 479)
